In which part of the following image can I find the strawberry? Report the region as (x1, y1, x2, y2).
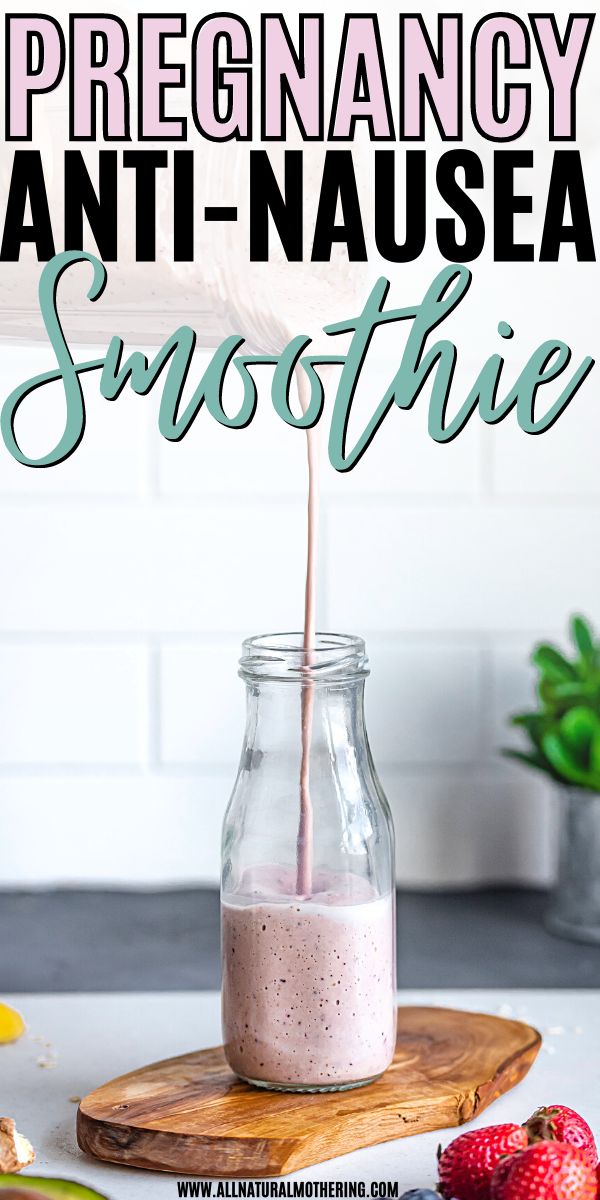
(438, 1123, 528, 1200)
(491, 1156, 514, 1194)
(525, 1105, 597, 1170)
(491, 1141, 597, 1200)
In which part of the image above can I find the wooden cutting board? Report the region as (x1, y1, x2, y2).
(77, 1006, 540, 1178)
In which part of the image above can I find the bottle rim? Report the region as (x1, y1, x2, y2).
(239, 631, 369, 683)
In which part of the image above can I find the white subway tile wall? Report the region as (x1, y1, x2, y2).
(0, 321, 595, 888)
(0, 644, 147, 765)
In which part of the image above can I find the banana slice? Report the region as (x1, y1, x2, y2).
(0, 1006, 25, 1045)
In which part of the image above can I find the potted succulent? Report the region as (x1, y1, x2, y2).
(505, 614, 600, 943)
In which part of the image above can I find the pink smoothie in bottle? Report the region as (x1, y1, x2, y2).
(222, 868, 396, 1090)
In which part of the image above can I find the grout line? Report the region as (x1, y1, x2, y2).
(0, 493, 306, 508)
(477, 421, 494, 499)
(0, 759, 535, 781)
(0, 631, 252, 645)
(478, 637, 494, 760)
(324, 493, 600, 509)
(146, 640, 161, 769)
(145, 407, 161, 500)
(0, 629, 566, 645)
(0, 764, 147, 779)
(1, 490, 600, 507)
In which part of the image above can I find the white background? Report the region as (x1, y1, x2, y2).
(0, 0, 598, 889)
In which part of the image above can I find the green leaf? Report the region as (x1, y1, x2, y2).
(590, 730, 600, 778)
(532, 644, 577, 682)
(502, 748, 560, 780)
(511, 712, 554, 751)
(559, 706, 600, 762)
(545, 681, 598, 699)
(511, 712, 544, 730)
(572, 614, 595, 661)
(537, 679, 564, 709)
(541, 732, 591, 785)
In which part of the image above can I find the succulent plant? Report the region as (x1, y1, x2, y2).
(504, 615, 600, 792)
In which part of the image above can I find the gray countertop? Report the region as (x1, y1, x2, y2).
(1, 887, 599, 992)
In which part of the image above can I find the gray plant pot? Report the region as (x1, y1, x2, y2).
(546, 786, 600, 944)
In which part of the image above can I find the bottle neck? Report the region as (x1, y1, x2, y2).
(242, 678, 368, 759)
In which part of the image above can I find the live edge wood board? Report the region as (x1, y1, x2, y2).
(77, 1006, 541, 1178)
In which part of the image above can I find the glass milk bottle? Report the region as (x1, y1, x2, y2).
(221, 633, 396, 1092)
